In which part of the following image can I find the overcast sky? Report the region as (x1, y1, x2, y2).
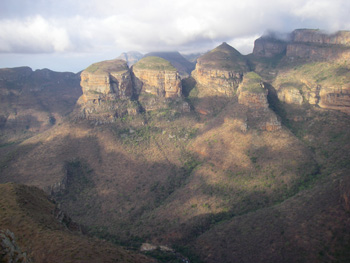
(1, 0, 350, 72)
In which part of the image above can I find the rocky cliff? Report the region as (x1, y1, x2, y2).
(286, 29, 350, 60)
(253, 37, 287, 57)
(132, 56, 182, 98)
(237, 72, 281, 131)
(192, 42, 249, 97)
(273, 60, 350, 114)
(76, 59, 139, 123)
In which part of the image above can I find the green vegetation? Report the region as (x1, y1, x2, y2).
(240, 72, 266, 93)
(198, 42, 249, 71)
(85, 59, 129, 74)
(133, 56, 177, 71)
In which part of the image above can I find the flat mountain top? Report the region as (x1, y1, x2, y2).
(133, 56, 177, 71)
(84, 59, 129, 74)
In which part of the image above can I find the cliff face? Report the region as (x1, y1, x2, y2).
(75, 57, 186, 123)
(253, 37, 287, 57)
(286, 29, 350, 60)
(192, 42, 249, 97)
(132, 56, 182, 98)
(76, 59, 138, 122)
(237, 72, 281, 131)
(291, 29, 350, 46)
(273, 61, 350, 114)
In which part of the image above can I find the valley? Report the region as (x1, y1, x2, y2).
(1, 29, 350, 263)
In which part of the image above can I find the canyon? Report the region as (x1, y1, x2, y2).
(0, 28, 350, 263)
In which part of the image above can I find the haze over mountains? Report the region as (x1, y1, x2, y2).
(1, 28, 350, 263)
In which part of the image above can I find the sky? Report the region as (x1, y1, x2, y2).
(1, 0, 350, 73)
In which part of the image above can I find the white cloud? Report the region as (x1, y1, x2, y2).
(0, 16, 71, 53)
(1, 0, 350, 71)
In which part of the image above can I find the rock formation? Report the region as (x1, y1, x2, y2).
(76, 59, 139, 122)
(237, 72, 281, 131)
(253, 37, 287, 57)
(192, 42, 249, 96)
(132, 56, 182, 98)
(75, 57, 187, 122)
(0, 229, 31, 263)
(286, 29, 350, 61)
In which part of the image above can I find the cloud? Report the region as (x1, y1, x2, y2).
(0, 16, 71, 53)
(1, 0, 350, 71)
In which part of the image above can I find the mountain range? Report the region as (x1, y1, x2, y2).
(1, 28, 350, 263)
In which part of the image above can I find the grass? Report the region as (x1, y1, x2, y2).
(84, 59, 129, 74)
(133, 56, 177, 71)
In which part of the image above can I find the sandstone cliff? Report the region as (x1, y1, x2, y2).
(192, 42, 249, 97)
(132, 56, 182, 98)
(273, 60, 350, 114)
(253, 37, 287, 57)
(286, 29, 350, 61)
(237, 72, 281, 131)
(76, 59, 139, 123)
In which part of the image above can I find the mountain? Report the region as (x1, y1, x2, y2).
(0, 67, 81, 142)
(117, 51, 144, 66)
(0, 183, 155, 263)
(0, 28, 350, 263)
(143, 51, 195, 78)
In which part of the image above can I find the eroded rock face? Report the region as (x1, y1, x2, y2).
(132, 56, 182, 98)
(277, 87, 304, 105)
(253, 37, 287, 58)
(0, 229, 31, 263)
(291, 29, 350, 46)
(76, 59, 139, 122)
(192, 42, 249, 97)
(286, 29, 350, 60)
(237, 73, 281, 131)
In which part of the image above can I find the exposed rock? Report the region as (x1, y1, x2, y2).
(291, 29, 350, 46)
(286, 29, 350, 61)
(132, 56, 182, 98)
(76, 59, 140, 122)
(273, 61, 350, 114)
(253, 37, 287, 57)
(277, 87, 304, 105)
(237, 72, 281, 131)
(0, 229, 31, 263)
(192, 42, 249, 97)
(237, 72, 269, 109)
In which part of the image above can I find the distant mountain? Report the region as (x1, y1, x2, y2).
(182, 52, 204, 63)
(117, 51, 143, 66)
(143, 51, 195, 77)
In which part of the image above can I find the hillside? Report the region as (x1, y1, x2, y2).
(0, 183, 155, 263)
(0, 28, 350, 263)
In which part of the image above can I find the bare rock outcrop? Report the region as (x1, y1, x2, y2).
(237, 72, 281, 131)
(0, 229, 31, 263)
(76, 59, 139, 122)
(286, 29, 350, 61)
(192, 42, 249, 97)
(132, 56, 182, 98)
(253, 37, 287, 58)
